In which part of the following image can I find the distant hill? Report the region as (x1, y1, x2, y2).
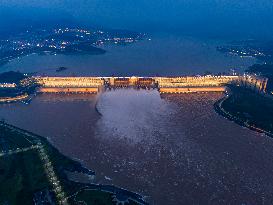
(0, 71, 26, 84)
(0, 7, 78, 39)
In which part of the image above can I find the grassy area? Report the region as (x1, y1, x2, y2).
(34, 132, 92, 195)
(0, 126, 33, 152)
(222, 85, 273, 133)
(0, 150, 51, 205)
(0, 123, 88, 204)
(0, 123, 146, 205)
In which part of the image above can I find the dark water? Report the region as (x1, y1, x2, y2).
(0, 90, 273, 205)
(0, 34, 256, 76)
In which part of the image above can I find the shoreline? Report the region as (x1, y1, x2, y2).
(0, 121, 148, 205)
(0, 47, 107, 68)
(0, 93, 29, 103)
(214, 92, 273, 138)
(0, 35, 255, 76)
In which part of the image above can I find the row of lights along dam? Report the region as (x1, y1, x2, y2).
(0, 75, 268, 103)
(35, 75, 268, 94)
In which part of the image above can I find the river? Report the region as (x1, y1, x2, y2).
(0, 90, 273, 205)
(0, 34, 256, 76)
(0, 33, 270, 204)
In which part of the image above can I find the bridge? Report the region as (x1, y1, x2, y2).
(35, 75, 243, 94)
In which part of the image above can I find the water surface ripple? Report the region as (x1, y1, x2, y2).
(0, 90, 272, 204)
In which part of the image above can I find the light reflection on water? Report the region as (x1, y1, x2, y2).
(0, 34, 256, 76)
(0, 90, 273, 204)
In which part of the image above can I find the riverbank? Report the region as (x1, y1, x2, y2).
(2, 90, 273, 204)
(0, 121, 147, 205)
(0, 93, 29, 103)
(0, 34, 256, 76)
(214, 85, 273, 137)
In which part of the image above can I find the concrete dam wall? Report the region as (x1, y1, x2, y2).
(35, 75, 240, 94)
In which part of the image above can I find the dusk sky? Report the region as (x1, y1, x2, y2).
(1, 0, 273, 38)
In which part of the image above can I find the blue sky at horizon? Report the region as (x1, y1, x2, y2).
(1, 0, 273, 38)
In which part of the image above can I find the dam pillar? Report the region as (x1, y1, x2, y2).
(109, 77, 115, 86)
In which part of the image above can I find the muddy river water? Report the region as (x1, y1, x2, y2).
(0, 90, 272, 205)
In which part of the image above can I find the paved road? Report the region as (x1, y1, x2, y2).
(0, 122, 69, 205)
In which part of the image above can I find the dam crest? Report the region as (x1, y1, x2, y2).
(35, 75, 267, 94)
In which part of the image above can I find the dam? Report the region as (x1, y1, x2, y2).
(35, 75, 245, 94)
(0, 74, 268, 103)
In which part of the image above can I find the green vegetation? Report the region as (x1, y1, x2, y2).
(0, 150, 51, 205)
(0, 126, 33, 152)
(0, 71, 38, 98)
(0, 71, 26, 84)
(0, 123, 91, 204)
(222, 85, 273, 133)
(0, 123, 146, 205)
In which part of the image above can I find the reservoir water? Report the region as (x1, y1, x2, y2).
(0, 34, 256, 76)
(0, 90, 273, 205)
